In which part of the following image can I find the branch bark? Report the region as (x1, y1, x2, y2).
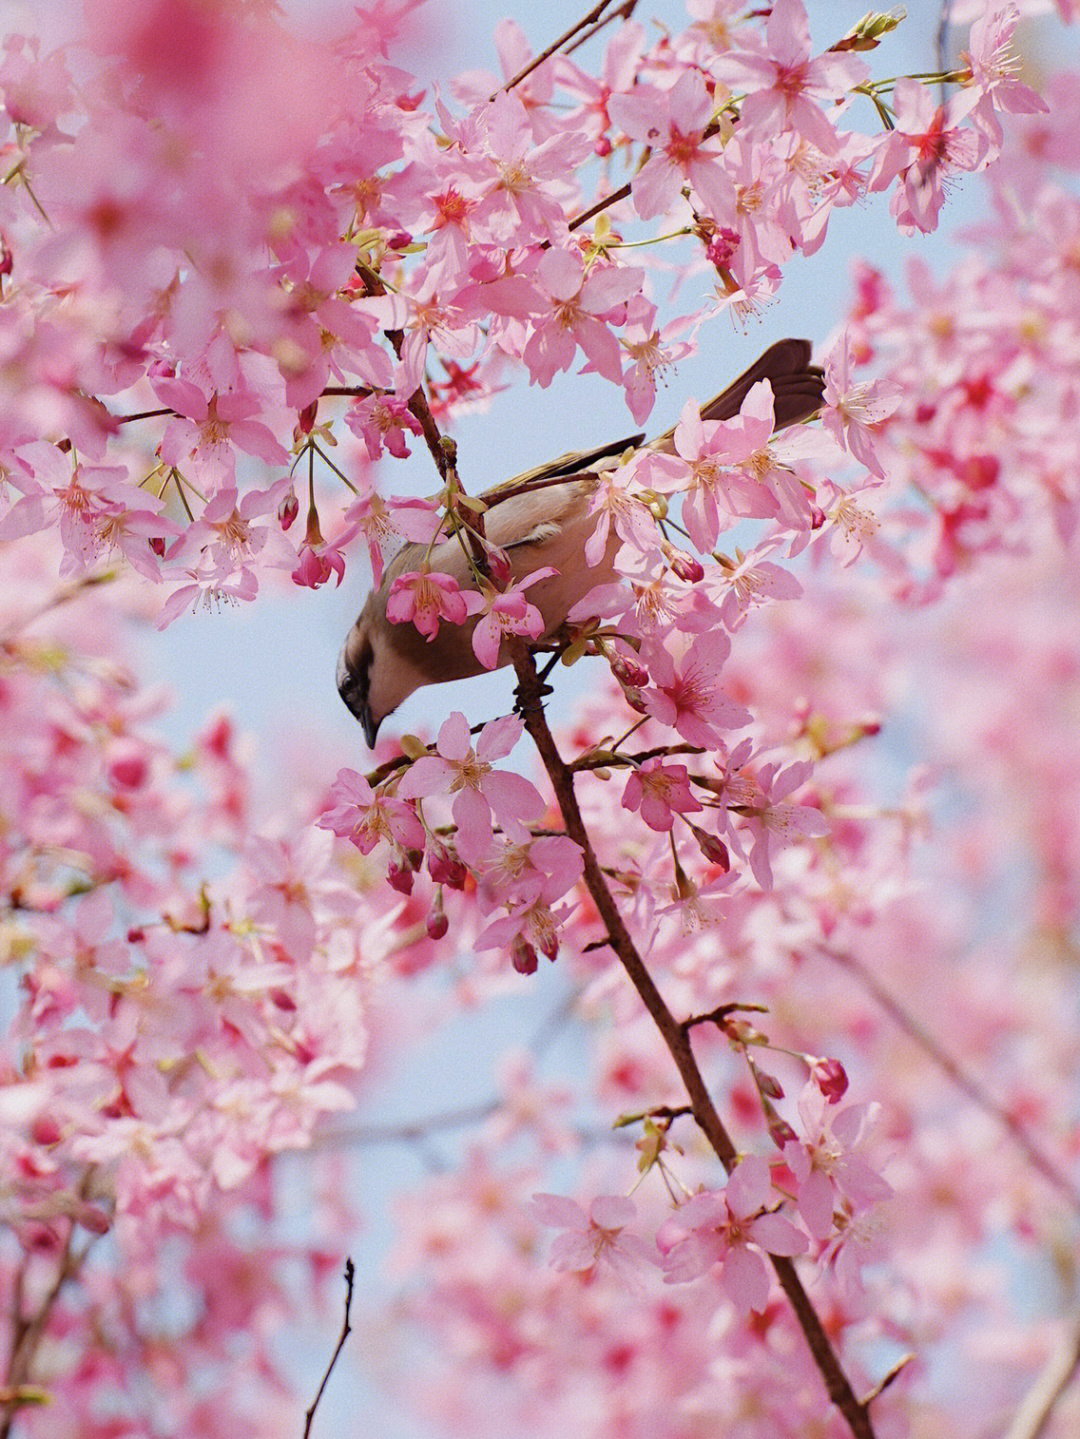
(509, 640, 877, 1439)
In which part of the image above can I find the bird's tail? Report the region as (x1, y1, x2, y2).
(650, 338, 825, 454)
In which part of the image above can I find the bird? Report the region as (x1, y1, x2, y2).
(338, 338, 825, 747)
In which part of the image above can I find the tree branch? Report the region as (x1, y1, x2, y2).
(1004, 1320, 1080, 1439)
(509, 640, 876, 1439)
(303, 1258, 355, 1439)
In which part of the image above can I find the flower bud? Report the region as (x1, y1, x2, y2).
(148, 536, 166, 557)
(610, 654, 649, 689)
(426, 907, 449, 941)
(386, 860, 414, 895)
(511, 934, 538, 975)
(809, 1055, 849, 1103)
(690, 824, 730, 870)
(387, 231, 413, 250)
(486, 545, 512, 586)
(756, 1069, 784, 1100)
(297, 401, 318, 436)
(278, 489, 300, 531)
(809, 505, 826, 530)
(427, 842, 468, 890)
(594, 135, 612, 158)
(666, 547, 704, 584)
(768, 1114, 798, 1148)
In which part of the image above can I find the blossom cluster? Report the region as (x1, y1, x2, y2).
(0, 0, 1039, 625)
(0, 537, 385, 1434)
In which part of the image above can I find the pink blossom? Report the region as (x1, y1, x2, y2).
(962, 4, 1048, 147)
(641, 630, 752, 747)
(522, 247, 644, 388)
(469, 566, 557, 669)
(608, 70, 733, 221)
(385, 569, 481, 640)
(784, 1085, 893, 1243)
(621, 758, 703, 832)
(343, 485, 441, 589)
(730, 0, 867, 154)
(821, 333, 903, 479)
(318, 768, 425, 856)
(532, 1192, 655, 1283)
(346, 392, 424, 460)
(718, 757, 829, 889)
(398, 713, 544, 863)
(657, 1156, 807, 1316)
(870, 79, 985, 234)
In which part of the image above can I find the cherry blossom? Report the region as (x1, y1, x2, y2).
(656, 1156, 808, 1316)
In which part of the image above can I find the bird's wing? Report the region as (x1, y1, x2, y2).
(482, 434, 645, 498)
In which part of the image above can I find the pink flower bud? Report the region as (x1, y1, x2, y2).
(756, 1069, 784, 1100)
(768, 1115, 798, 1148)
(511, 934, 538, 975)
(690, 824, 730, 870)
(108, 745, 148, 791)
(593, 135, 612, 158)
(278, 490, 300, 531)
(810, 1056, 849, 1103)
(610, 654, 649, 689)
(148, 537, 166, 557)
(387, 231, 413, 250)
(667, 548, 704, 583)
(31, 1116, 62, 1147)
(486, 545, 512, 586)
(386, 860, 414, 895)
(809, 505, 826, 530)
(427, 842, 468, 890)
(0, 235, 12, 278)
(427, 909, 449, 941)
(297, 402, 318, 435)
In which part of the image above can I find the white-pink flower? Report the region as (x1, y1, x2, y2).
(657, 1156, 807, 1316)
(398, 713, 545, 864)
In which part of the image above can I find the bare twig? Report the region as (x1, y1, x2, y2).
(1004, 1321, 1080, 1439)
(499, 0, 631, 98)
(303, 1258, 356, 1439)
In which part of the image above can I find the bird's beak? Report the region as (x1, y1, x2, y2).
(359, 701, 380, 750)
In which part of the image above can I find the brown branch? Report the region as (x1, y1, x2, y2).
(498, 0, 630, 99)
(509, 640, 876, 1439)
(1004, 1321, 1080, 1439)
(564, 0, 639, 58)
(827, 947, 1080, 1214)
(567, 181, 633, 232)
(304, 1258, 356, 1439)
(1, 1179, 99, 1439)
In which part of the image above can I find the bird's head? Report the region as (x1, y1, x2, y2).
(337, 597, 431, 749)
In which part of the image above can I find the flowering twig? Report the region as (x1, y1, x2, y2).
(509, 639, 877, 1439)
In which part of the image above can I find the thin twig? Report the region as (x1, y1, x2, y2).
(303, 1258, 355, 1439)
(1004, 1321, 1080, 1439)
(564, 0, 638, 57)
(509, 640, 876, 1439)
(499, 0, 626, 98)
(827, 947, 1080, 1214)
